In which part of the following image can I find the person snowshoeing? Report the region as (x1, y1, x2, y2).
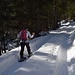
(17, 27, 35, 60)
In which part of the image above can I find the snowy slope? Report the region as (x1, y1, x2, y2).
(0, 22, 75, 75)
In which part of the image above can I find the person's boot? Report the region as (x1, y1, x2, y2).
(20, 56, 26, 60)
(28, 52, 32, 58)
(23, 57, 26, 60)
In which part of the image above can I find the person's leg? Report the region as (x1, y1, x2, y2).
(0, 49, 2, 56)
(25, 43, 32, 56)
(20, 42, 25, 59)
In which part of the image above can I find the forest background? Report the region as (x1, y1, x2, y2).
(0, 0, 75, 39)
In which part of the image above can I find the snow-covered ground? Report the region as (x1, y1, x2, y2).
(0, 22, 75, 75)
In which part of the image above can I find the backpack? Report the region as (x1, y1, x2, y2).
(20, 29, 27, 40)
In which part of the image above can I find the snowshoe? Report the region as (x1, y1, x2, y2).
(18, 57, 26, 62)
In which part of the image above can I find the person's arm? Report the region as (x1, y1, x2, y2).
(27, 31, 35, 38)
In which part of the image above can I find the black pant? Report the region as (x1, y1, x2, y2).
(0, 49, 2, 56)
(20, 42, 31, 58)
(0, 46, 2, 56)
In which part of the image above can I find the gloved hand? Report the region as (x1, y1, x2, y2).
(32, 32, 35, 35)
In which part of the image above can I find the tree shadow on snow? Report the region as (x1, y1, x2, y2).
(34, 51, 57, 60)
(68, 58, 75, 66)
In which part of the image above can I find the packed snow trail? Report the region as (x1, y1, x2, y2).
(0, 22, 75, 75)
(13, 37, 59, 75)
(0, 35, 52, 75)
(13, 32, 70, 75)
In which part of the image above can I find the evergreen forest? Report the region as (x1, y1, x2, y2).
(0, 0, 75, 39)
